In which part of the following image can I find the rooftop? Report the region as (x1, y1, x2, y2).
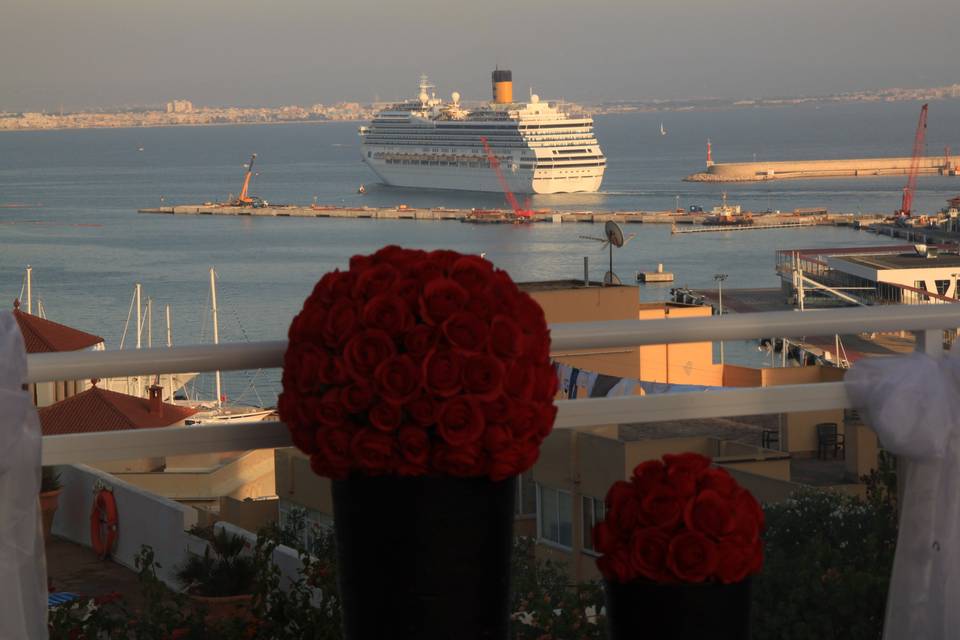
(837, 252, 960, 270)
(517, 279, 633, 292)
(13, 304, 103, 353)
(39, 385, 197, 435)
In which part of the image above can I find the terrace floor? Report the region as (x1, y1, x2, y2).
(46, 537, 147, 608)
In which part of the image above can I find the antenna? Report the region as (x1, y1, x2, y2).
(579, 221, 636, 286)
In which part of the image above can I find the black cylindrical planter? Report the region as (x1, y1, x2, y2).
(333, 474, 516, 640)
(604, 578, 751, 640)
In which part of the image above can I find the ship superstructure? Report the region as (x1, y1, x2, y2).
(359, 70, 605, 194)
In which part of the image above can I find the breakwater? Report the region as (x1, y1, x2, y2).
(685, 155, 959, 182)
(138, 204, 877, 227)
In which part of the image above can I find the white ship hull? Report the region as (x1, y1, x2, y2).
(363, 158, 603, 194)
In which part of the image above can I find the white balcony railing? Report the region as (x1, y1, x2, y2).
(34, 305, 960, 466)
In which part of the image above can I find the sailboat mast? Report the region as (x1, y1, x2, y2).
(26, 265, 32, 314)
(135, 282, 142, 397)
(147, 297, 153, 348)
(166, 304, 174, 402)
(210, 267, 222, 409)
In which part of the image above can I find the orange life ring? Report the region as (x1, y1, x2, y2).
(90, 489, 118, 559)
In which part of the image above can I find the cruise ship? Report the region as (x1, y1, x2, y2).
(359, 70, 605, 194)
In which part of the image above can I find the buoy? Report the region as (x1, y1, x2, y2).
(90, 488, 119, 559)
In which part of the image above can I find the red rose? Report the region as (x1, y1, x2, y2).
(441, 312, 489, 354)
(482, 271, 519, 309)
(343, 330, 396, 383)
(639, 485, 686, 530)
(697, 467, 738, 498)
(368, 401, 402, 432)
(667, 531, 718, 583)
(362, 294, 414, 336)
(483, 424, 513, 453)
(322, 299, 360, 348)
(393, 278, 422, 309)
(431, 442, 486, 477)
(437, 396, 485, 446)
(296, 396, 322, 429)
(312, 270, 355, 306)
(315, 427, 353, 478)
(403, 325, 439, 361)
(597, 548, 633, 584)
(405, 394, 438, 427)
(715, 541, 751, 584)
(315, 390, 347, 428)
(419, 278, 469, 325)
(449, 255, 494, 294)
(593, 520, 617, 555)
(374, 355, 422, 404)
(406, 259, 446, 284)
(462, 354, 505, 400)
(353, 263, 400, 300)
(531, 402, 557, 439)
(290, 306, 327, 344)
(684, 490, 736, 540)
(340, 384, 374, 414)
(464, 297, 494, 323)
(350, 428, 395, 474)
(632, 460, 666, 494)
(293, 346, 329, 394)
(630, 527, 674, 583)
(488, 443, 530, 481)
(427, 249, 462, 271)
(277, 391, 300, 428)
(349, 254, 373, 272)
(422, 349, 464, 397)
(532, 364, 560, 401)
(323, 357, 351, 385)
(289, 426, 317, 455)
(481, 394, 513, 426)
(504, 359, 536, 400)
(489, 315, 524, 359)
(605, 480, 635, 513)
(396, 426, 431, 476)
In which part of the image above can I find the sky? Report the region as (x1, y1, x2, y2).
(2, 0, 958, 112)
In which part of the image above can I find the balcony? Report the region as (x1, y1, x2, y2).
(31, 303, 958, 635)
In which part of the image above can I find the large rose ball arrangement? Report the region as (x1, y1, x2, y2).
(279, 246, 558, 481)
(595, 453, 765, 585)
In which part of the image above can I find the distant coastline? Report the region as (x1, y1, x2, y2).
(3, 82, 958, 133)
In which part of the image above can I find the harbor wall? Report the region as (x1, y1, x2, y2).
(686, 155, 958, 182)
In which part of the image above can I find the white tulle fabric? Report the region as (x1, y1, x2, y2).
(847, 351, 960, 640)
(0, 311, 48, 638)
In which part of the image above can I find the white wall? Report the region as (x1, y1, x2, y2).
(52, 464, 199, 587)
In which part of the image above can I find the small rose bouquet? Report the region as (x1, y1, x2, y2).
(278, 245, 558, 481)
(595, 453, 765, 585)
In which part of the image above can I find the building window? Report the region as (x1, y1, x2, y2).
(537, 484, 572, 548)
(516, 470, 537, 516)
(581, 496, 606, 553)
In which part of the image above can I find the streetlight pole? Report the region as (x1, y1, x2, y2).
(675, 194, 680, 212)
(714, 273, 728, 365)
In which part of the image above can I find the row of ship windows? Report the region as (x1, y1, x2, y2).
(363, 138, 598, 148)
(372, 122, 593, 130)
(378, 159, 606, 170)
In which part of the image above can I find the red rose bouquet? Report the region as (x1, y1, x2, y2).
(278, 245, 558, 481)
(594, 453, 764, 585)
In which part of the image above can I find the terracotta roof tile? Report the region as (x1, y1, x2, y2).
(13, 308, 103, 353)
(39, 386, 198, 436)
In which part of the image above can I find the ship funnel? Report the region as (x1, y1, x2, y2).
(492, 69, 513, 104)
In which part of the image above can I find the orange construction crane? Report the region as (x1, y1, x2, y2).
(233, 153, 260, 206)
(897, 104, 928, 217)
(479, 136, 532, 220)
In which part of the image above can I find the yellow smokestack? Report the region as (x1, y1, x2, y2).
(492, 69, 513, 104)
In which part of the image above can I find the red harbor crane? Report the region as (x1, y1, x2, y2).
(479, 136, 532, 220)
(897, 104, 928, 217)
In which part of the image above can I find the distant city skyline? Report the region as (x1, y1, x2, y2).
(2, 0, 958, 112)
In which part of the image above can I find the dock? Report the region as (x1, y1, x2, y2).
(685, 155, 959, 183)
(138, 204, 878, 228)
(671, 221, 821, 234)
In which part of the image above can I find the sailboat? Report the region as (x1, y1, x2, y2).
(182, 267, 275, 424)
(660, 122, 667, 136)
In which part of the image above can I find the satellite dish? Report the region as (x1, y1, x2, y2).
(605, 221, 625, 247)
(578, 221, 636, 287)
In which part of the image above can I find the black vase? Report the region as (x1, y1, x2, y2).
(603, 578, 751, 640)
(332, 474, 516, 640)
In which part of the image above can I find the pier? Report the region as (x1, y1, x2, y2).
(685, 155, 959, 183)
(671, 221, 821, 234)
(138, 204, 875, 227)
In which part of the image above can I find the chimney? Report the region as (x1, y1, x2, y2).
(148, 385, 163, 416)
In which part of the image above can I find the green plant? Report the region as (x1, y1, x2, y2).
(176, 528, 257, 597)
(41, 467, 62, 493)
(751, 483, 897, 640)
